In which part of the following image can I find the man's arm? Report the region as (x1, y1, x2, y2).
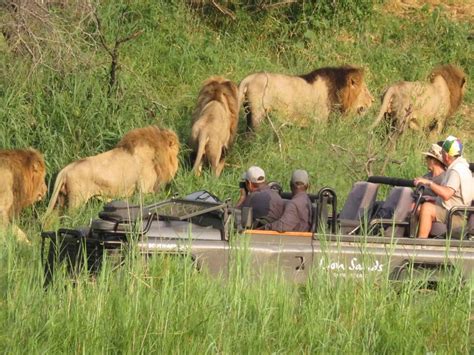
(414, 177, 455, 201)
(236, 188, 248, 208)
(264, 201, 298, 232)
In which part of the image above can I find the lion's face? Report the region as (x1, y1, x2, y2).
(29, 155, 47, 203)
(347, 81, 374, 115)
(34, 170, 47, 202)
(338, 70, 374, 116)
(353, 81, 374, 115)
(3, 149, 48, 209)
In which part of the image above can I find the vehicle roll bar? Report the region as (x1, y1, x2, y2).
(367, 176, 415, 187)
(315, 187, 337, 234)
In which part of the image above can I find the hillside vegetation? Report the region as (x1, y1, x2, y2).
(0, 1, 473, 352)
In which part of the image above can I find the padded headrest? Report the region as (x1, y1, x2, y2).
(382, 187, 414, 220)
(339, 182, 379, 220)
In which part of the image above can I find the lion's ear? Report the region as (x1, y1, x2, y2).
(32, 161, 42, 173)
(461, 77, 467, 89)
(348, 72, 361, 87)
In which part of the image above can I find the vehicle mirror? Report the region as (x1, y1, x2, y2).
(241, 207, 253, 229)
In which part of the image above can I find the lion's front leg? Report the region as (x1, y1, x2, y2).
(139, 165, 159, 194)
(0, 220, 30, 244)
(12, 224, 30, 244)
(433, 117, 446, 137)
(0, 208, 10, 231)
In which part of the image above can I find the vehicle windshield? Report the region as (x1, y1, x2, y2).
(149, 200, 225, 220)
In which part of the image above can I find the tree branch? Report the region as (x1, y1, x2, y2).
(209, 0, 236, 20)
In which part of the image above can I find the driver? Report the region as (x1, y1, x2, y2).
(236, 166, 284, 227)
(414, 136, 473, 238)
(264, 169, 312, 232)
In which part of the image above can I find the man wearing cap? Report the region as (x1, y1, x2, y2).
(236, 166, 284, 227)
(264, 170, 312, 232)
(414, 136, 473, 238)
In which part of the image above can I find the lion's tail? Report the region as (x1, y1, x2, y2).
(369, 87, 394, 130)
(237, 75, 252, 109)
(192, 131, 208, 176)
(44, 167, 68, 217)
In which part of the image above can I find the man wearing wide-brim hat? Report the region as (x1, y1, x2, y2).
(414, 136, 473, 238)
(420, 142, 446, 199)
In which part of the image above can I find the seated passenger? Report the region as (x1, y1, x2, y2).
(264, 169, 312, 232)
(420, 142, 446, 201)
(236, 166, 284, 227)
(414, 136, 473, 238)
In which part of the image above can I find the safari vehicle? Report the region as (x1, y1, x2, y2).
(41, 172, 474, 284)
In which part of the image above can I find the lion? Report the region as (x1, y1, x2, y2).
(0, 148, 47, 242)
(369, 64, 467, 135)
(238, 66, 374, 130)
(45, 126, 180, 215)
(189, 76, 239, 177)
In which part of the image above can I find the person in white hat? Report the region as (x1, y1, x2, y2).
(264, 169, 312, 232)
(236, 166, 284, 227)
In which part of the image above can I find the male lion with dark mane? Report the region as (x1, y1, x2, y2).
(189, 76, 239, 177)
(238, 66, 374, 130)
(45, 126, 179, 215)
(370, 64, 467, 135)
(0, 148, 47, 242)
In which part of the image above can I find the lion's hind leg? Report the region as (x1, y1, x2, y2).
(207, 140, 225, 177)
(214, 147, 228, 177)
(244, 100, 266, 132)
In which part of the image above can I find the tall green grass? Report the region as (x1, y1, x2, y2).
(0, 234, 471, 353)
(0, 1, 473, 352)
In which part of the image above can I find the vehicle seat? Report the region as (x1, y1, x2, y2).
(373, 186, 414, 237)
(339, 182, 379, 234)
(430, 201, 474, 239)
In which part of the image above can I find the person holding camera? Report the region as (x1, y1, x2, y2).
(236, 166, 284, 227)
(264, 169, 312, 232)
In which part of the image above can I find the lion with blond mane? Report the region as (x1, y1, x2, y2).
(370, 64, 467, 135)
(46, 126, 179, 215)
(189, 76, 239, 177)
(0, 148, 47, 242)
(238, 65, 374, 130)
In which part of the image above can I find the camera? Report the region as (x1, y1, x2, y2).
(239, 180, 248, 193)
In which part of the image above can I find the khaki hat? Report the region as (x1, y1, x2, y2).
(422, 144, 444, 165)
(244, 166, 265, 183)
(291, 169, 309, 185)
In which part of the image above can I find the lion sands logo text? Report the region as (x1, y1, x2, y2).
(318, 257, 383, 274)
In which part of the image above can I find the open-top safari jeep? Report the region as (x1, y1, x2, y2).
(42, 169, 474, 285)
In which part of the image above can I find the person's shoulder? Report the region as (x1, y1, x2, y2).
(293, 191, 310, 199)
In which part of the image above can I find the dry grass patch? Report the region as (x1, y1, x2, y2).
(383, 0, 474, 22)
